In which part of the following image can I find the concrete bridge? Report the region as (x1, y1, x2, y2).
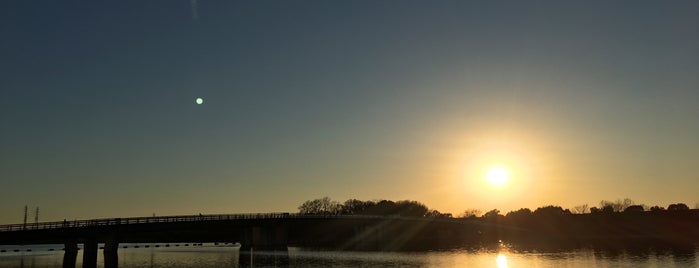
(0, 213, 481, 268)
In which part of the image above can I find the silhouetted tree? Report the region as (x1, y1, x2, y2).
(298, 197, 341, 214)
(482, 209, 501, 219)
(623, 205, 644, 213)
(600, 198, 634, 212)
(534, 206, 570, 217)
(395, 200, 429, 217)
(425, 210, 452, 218)
(369, 200, 397, 215)
(573, 204, 589, 214)
(460, 209, 481, 218)
(298, 199, 321, 214)
(649, 205, 665, 212)
(601, 205, 614, 214)
(348, 199, 430, 217)
(506, 208, 532, 218)
(300, 198, 442, 217)
(668, 203, 689, 211)
(589, 206, 600, 214)
(341, 199, 375, 215)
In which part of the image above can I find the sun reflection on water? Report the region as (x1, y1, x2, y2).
(496, 253, 508, 268)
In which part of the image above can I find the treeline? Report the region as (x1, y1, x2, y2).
(298, 197, 695, 219)
(294, 197, 699, 249)
(571, 198, 692, 214)
(297, 197, 452, 218)
(485, 199, 693, 220)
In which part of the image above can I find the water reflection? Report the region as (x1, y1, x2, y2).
(495, 253, 508, 268)
(239, 249, 289, 268)
(0, 244, 697, 267)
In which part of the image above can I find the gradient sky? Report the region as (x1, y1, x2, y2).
(1, 1, 698, 224)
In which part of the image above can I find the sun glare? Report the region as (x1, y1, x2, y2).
(487, 166, 509, 186)
(496, 253, 508, 268)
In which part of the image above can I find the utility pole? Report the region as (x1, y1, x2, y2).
(23, 205, 27, 230)
(34, 207, 39, 227)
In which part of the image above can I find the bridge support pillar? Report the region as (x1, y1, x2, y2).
(104, 235, 119, 268)
(238, 225, 289, 268)
(82, 237, 98, 268)
(238, 246, 289, 268)
(240, 227, 252, 252)
(240, 225, 288, 251)
(63, 240, 78, 268)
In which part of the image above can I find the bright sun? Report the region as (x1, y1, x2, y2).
(487, 166, 509, 186)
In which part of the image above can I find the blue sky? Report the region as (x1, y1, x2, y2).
(1, 1, 698, 223)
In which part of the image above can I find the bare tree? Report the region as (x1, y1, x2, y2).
(573, 204, 589, 214)
(600, 198, 634, 212)
(319, 197, 341, 214)
(298, 197, 341, 214)
(460, 209, 482, 218)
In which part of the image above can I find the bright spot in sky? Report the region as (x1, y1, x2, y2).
(196, 97, 204, 105)
(487, 166, 509, 186)
(496, 253, 508, 268)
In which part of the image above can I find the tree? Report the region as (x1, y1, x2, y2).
(623, 205, 644, 213)
(600, 198, 634, 212)
(319, 197, 341, 214)
(649, 205, 665, 212)
(301, 198, 442, 217)
(600, 205, 614, 214)
(367, 200, 396, 215)
(667, 203, 689, 211)
(425, 210, 452, 218)
(394, 200, 429, 217)
(298, 199, 322, 214)
(298, 197, 341, 214)
(460, 209, 482, 218)
(506, 208, 532, 218)
(534, 206, 569, 217)
(342, 199, 374, 215)
(482, 209, 501, 219)
(573, 204, 589, 214)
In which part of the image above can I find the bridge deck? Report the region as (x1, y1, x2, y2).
(0, 213, 450, 233)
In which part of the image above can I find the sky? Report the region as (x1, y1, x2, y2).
(1, 1, 698, 224)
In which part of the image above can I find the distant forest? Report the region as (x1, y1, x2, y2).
(297, 197, 696, 219)
(295, 197, 699, 248)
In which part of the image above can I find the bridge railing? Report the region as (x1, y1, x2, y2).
(0, 213, 433, 233)
(0, 213, 292, 232)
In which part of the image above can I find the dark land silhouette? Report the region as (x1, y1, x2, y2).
(293, 197, 699, 250)
(1, 197, 698, 267)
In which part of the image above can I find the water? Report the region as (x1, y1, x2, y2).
(0, 243, 697, 268)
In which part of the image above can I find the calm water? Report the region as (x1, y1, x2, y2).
(0, 243, 697, 268)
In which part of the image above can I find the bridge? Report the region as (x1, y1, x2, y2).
(0, 213, 479, 268)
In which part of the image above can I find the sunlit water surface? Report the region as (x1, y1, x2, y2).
(0, 244, 697, 268)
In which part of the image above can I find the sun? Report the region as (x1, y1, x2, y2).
(487, 166, 509, 186)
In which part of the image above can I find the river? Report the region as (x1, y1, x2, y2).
(0, 243, 697, 267)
